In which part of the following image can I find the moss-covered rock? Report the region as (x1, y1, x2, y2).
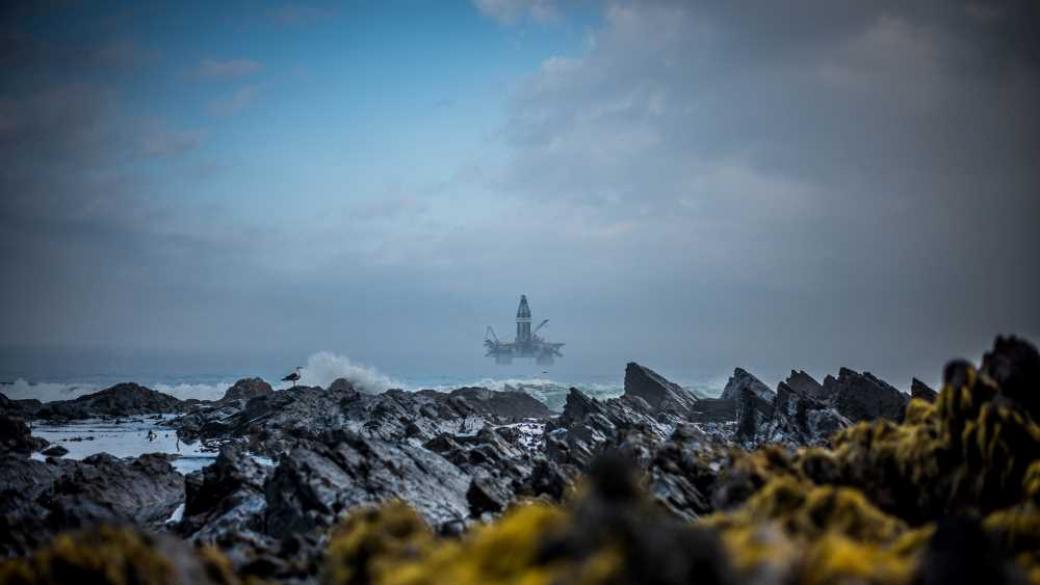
(0, 525, 238, 585)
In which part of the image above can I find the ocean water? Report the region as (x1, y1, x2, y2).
(4, 351, 726, 471)
(30, 416, 217, 474)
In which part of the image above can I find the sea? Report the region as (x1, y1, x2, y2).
(3, 351, 726, 474)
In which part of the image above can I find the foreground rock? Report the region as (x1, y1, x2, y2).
(33, 382, 186, 421)
(0, 452, 184, 557)
(0, 526, 238, 585)
(318, 335, 1040, 585)
(0, 414, 42, 455)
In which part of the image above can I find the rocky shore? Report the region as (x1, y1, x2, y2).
(1, 336, 1036, 585)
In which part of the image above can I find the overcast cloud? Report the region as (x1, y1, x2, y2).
(0, 1, 1037, 389)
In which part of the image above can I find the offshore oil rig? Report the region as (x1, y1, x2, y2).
(484, 295, 564, 365)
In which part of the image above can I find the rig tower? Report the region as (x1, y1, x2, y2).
(484, 295, 564, 365)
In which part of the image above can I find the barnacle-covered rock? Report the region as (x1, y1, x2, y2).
(703, 336, 1040, 584)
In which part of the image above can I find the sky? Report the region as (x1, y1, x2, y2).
(1, 0, 1038, 390)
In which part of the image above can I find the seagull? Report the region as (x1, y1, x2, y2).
(282, 366, 302, 388)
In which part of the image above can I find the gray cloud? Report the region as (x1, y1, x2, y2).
(1, 1, 1038, 390)
(472, 0, 1040, 385)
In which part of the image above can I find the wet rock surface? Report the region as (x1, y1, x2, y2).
(0, 414, 37, 455)
(0, 452, 184, 557)
(1, 346, 992, 584)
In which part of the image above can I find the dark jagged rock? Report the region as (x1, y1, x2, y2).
(0, 393, 42, 418)
(34, 382, 186, 420)
(647, 424, 729, 521)
(180, 445, 271, 541)
(720, 367, 774, 401)
(171, 383, 553, 455)
(546, 388, 664, 469)
(823, 367, 909, 422)
(0, 414, 34, 455)
(624, 362, 700, 414)
(446, 386, 551, 419)
(0, 452, 184, 557)
(219, 377, 274, 403)
(740, 382, 850, 447)
(911, 377, 938, 402)
(424, 425, 543, 516)
(48, 452, 185, 528)
(263, 431, 469, 537)
(734, 387, 776, 444)
(784, 369, 826, 400)
(688, 398, 737, 422)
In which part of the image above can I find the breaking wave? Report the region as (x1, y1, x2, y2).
(293, 351, 399, 394)
(151, 381, 237, 401)
(0, 379, 100, 403)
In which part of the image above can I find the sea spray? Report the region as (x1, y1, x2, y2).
(294, 351, 400, 393)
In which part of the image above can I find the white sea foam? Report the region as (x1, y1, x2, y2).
(152, 381, 234, 401)
(0, 378, 234, 403)
(291, 351, 399, 394)
(0, 379, 100, 402)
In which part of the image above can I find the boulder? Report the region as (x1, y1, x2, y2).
(623, 362, 700, 414)
(0, 452, 185, 557)
(35, 382, 185, 420)
(41, 444, 69, 457)
(220, 378, 274, 403)
(447, 386, 552, 420)
(911, 378, 938, 403)
(328, 377, 361, 395)
(784, 370, 826, 400)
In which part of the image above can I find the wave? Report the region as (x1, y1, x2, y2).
(0, 379, 101, 403)
(292, 351, 399, 394)
(152, 381, 236, 401)
(2, 350, 720, 410)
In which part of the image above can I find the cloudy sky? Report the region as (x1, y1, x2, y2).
(1, 0, 1038, 388)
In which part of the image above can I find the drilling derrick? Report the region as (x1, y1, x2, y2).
(516, 295, 532, 344)
(484, 295, 564, 365)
